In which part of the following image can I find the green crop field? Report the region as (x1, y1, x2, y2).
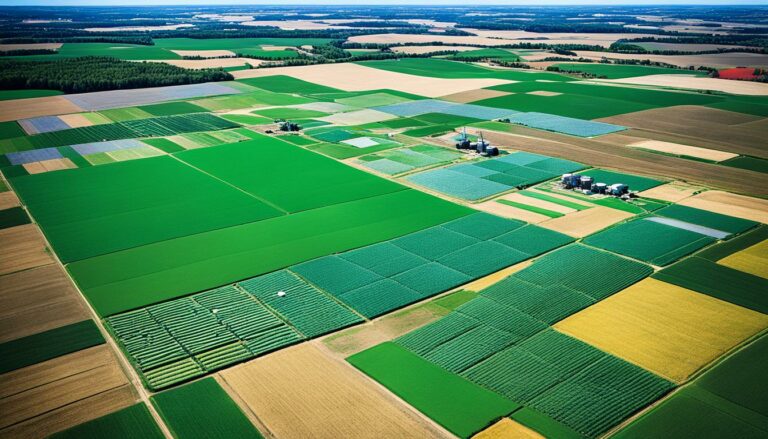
(512, 407, 587, 439)
(237, 75, 343, 95)
(552, 63, 708, 79)
(0, 320, 104, 373)
(11, 155, 282, 262)
(697, 225, 768, 261)
(653, 257, 768, 314)
(154, 37, 332, 51)
(151, 378, 263, 439)
(348, 342, 520, 438)
(359, 58, 568, 82)
(138, 101, 207, 117)
(0, 89, 63, 100)
(51, 403, 164, 439)
(252, 107, 328, 119)
(0, 206, 31, 229)
(19, 43, 179, 60)
(721, 156, 768, 173)
(654, 204, 757, 235)
(452, 48, 520, 61)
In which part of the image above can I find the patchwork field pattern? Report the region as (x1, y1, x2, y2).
(63, 83, 242, 111)
(555, 278, 768, 382)
(374, 99, 518, 120)
(407, 152, 586, 201)
(358, 145, 462, 175)
(504, 113, 625, 137)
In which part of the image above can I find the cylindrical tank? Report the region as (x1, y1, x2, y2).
(561, 173, 572, 185)
(580, 176, 593, 190)
(594, 182, 607, 194)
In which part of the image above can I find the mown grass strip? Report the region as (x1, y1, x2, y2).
(50, 403, 165, 439)
(151, 377, 263, 439)
(348, 342, 519, 438)
(518, 190, 591, 211)
(0, 320, 104, 374)
(497, 199, 564, 218)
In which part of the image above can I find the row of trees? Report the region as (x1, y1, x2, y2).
(0, 56, 232, 93)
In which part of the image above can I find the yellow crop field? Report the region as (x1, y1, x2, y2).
(718, 240, 768, 279)
(473, 418, 544, 439)
(554, 278, 768, 383)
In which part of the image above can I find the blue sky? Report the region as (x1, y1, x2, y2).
(1, 0, 766, 5)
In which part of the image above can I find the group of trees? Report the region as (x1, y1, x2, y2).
(0, 56, 232, 93)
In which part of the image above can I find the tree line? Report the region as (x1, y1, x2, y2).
(0, 56, 232, 93)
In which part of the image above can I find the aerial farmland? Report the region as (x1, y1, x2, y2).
(1, 2, 767, 439)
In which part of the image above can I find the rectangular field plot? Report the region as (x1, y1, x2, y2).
(18, 115, 70, 135)
(150, 378, 262, 439)
(614, 335, 768, 439)
(63, 83, 242, 111)
(718, 240, 768, 279)
(293, 213, 572, 318)
(11, 155, 283, 263)
(407, 152, 585, 201)
(70, 189, 469, 316)
(578, 168, 664, 192)
(555, 278, 768, 383)
(653, 204, 758, 237)
(106, 285, 304, 390)
(175, 136, 405, 213)
(653, 257, 768, 314)
(373, 99, 518, 120)
(583, 218, 716, 266)
(348, 342, 519, 438)
(504, 112, 625, 137)
(50, 403, 164, 439)
(358, 145, 462, 175)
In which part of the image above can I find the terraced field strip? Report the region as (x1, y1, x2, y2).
(49, 403, 164, 439)
(583, 218, 716, 266)
(555, 278, 768, 383)
(497, 199, 564, 218)
(348, 342, 519, 438)
(614, 335, 768, 438)
(518, 190, 591, 211)
(653, 257, 768, 314)
(151, 378, 262, 439)
(0, 320, 104, 374)
(224, 343, 445, 439)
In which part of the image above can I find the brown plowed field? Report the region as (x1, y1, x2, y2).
(0, 225, 54, 276)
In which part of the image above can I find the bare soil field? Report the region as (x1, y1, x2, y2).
(598, 106, 767, 159)
(503, 192, 576, 214)
(479, 127, 768, 196)
(473, 198, 550, 223)
(521, 51, 580, 62)
(0, 191, 20, 210)
(84, 24, 192, 32)
(0, 43, 62, 51)
(152, 58, 258, 69)
(475, 418, 544, 439)
(58, 113, 95, 128)
(242, 20, 349, 30)
(679, 190, 768, 223)
(220, 343, 446, 439)
(638, 181, 705, 203)
(392, 45, 478, 54)
(440, 88, 511, 103)
(462, 30, 670, 48)
(595, 74, 768, 96)
(233, 63, 512, 97)
(636, 42, 755, 52)
(628, 139, 738, 162)
(170, 49, 236, 58)
(0, 345, 135, 437)
(0, 224, 54, 276)
(22, 158, 77, 175)
(541, 206, 634, 238)
(526, 90, 563, 97)
(576, 50, 768, 69)
(317, 108, 396, 125)
(0, 96, 83, 123)
(347, 33, 525, 47)
(0, 264, 89, 343)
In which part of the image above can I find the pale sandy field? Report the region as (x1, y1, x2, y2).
(0, 346, 136, 438)
(475, 418, 544, 439)
(23, 158, 77, 175)
(596, 75, 768, 96)
(0, 43, 62, 51)
(0, 191, 20, 210)
(220, 343, 445, 439)
(461, 260, 533, 292)
(348, 33, 525, 47)
(0, 96, 82, 122)
(462, 29, 670, 48)
(679, 191, 768, 224)
(440, 88, 510, 103)
(521, 51, 579, 62)
(150, 58, 258, 69)
(0, 224, 54, 276)
(502, 192, 576, 214)
(540, 206, 634, 238)
(392, 45, 478, 54)
(575, 50, 768, 69)
(242, 20, 349, 30)
(0, 264, 89, 343)
(628, 139, 738, 162)
(526, 90, 562, 97)
(637, 42, 756, 52)
(637, 181, 705, 203)
(233, 63, 512, 97)
(718, 240, 768, 279)
(473, 199, 550, 223)
(555, 278, 768, 383)
(317, 108, 396, 125)
(58, 113, 96, 128)
(170, 49, 236, 58)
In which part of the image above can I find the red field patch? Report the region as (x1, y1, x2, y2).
(718, 68, 758, 81)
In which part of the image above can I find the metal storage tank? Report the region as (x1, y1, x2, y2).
(594, 182, 607, 194)
(580, 176, 594, 189)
